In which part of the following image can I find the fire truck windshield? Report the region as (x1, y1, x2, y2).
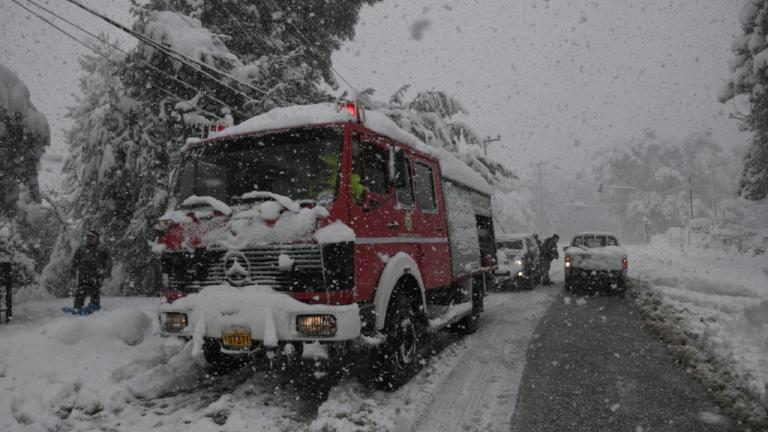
(173, 127, 343, 206)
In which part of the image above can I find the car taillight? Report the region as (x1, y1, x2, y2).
(564, 255, 572, 268)
(622, 256, 628, 270)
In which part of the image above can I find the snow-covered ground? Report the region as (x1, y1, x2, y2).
(0, 287, 558, 431)
(627, 235, 768, 413)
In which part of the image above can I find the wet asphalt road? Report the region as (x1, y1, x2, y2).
(510, 287, 740, 432)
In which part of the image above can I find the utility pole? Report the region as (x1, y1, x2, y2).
(481, 134, 501, 157)
(688, 175, 694, 220)
(710, 170, 718, 227)
(533, 161, 547, 233)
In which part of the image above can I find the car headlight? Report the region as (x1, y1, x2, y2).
(514, 259, 524, 266)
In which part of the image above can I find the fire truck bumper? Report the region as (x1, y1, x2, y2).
(158, 286, 362, 345)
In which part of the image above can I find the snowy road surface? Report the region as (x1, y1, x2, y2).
(510, 288, 739, 432)
(0, 285, 558, 431)
(400, 285, 558, 432)
(3, 253, 756, 431)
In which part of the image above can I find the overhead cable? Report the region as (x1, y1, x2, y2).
(61, 0, 270, 99)
(22, 0, 244, 118)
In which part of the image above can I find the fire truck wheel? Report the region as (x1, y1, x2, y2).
(372, 288, 426, 391)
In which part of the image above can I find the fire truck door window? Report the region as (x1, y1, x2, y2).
(395, 155, 415, 208)
(414, 162, 437, 212)
(352, 137, 388, 205)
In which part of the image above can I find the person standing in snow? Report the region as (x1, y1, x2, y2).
(71, 230, 112, 313)
(533, 233, 544, 280)
(540, 234, 559, 285)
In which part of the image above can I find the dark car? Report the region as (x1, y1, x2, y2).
(495, 233, 541, 290)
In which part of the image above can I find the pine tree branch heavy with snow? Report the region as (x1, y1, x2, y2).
(720, 0, 768, 200)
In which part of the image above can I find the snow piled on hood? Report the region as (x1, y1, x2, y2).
(220, 203, 330, 249)
(159, 194, 352, 250)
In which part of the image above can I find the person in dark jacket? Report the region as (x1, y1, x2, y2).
(541, 234, 559, 285)
(71, 230, 112, 312)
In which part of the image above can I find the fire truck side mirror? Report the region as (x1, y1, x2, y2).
(392, 148, 407, 188)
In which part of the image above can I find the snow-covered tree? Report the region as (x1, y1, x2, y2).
(0, 63, 51, 290)
(596, 130, 734, 241)
(57, 2, 378, 295)
(41, 48, 129, 296)
(720, 0, 768, 200)
(360, 86, 517, 186)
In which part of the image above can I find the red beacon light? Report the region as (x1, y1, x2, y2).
(207, 113, 234, 137)
(209, 122, 227, 133)
(337, 101, 365, 123)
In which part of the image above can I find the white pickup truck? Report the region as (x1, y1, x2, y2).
(563, 232, 628, 296)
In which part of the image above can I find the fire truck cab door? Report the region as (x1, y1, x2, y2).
(349, 134, 402, 301)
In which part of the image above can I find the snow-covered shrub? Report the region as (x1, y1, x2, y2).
(0, 62, 52, 298)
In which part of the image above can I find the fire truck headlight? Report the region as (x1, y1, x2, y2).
(296, 314, 337, 337)
(160, 312, 188, 333)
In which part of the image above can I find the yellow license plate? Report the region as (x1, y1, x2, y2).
(221, 330, 252, 350)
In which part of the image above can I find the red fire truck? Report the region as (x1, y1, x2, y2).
(156, 102, 496, 389)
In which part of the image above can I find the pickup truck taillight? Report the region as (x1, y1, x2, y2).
(622, 256, 628, 270)
(564, 255, 571, 268)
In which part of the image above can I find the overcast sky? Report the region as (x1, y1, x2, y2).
(0, 0, 751, 189)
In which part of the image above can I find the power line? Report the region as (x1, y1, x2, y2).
(61, 0, 271, 101)
(10, 0, 114, 65)
(15, 0, 228, 120)
(22, 0, 242, 118)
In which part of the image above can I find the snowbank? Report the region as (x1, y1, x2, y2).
(627, 235, 768, 427)
(0, 297, 195, 431)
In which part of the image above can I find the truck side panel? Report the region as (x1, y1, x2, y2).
(443, 180, 482, 278)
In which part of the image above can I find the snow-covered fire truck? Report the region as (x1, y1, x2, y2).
(155, 102, 496, 388)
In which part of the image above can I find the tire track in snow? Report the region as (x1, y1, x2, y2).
(406, 286, 558, 432)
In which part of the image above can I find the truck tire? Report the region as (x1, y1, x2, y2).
(372, 288, 426, 391)
(564, 276, 578, 295)
(526, 271, 535, 291)
(616, 277, 627, 298)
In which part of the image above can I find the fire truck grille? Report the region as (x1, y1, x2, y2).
(165, 244, 324, 292)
